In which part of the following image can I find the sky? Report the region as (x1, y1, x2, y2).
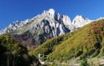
(0, 0, 104, 29)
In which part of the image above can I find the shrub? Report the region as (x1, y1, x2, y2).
(80, 58, 89, 66)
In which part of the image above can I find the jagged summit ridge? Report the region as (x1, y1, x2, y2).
(2, 9, 73, 34)
(0, 9, 92, 35)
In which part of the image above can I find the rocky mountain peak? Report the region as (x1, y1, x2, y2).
(47, 8, 55, 15)
(72, 15, 86, 23)
(72, 15, 91, 28)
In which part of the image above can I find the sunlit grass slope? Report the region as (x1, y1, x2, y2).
(32, 19, 104, 62)
(48, 19, 104, 61)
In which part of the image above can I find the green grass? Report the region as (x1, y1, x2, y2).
(29, 32, 74, 57)
(47, 19, 104, 61)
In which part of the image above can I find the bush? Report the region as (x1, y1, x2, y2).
(80, 58, 89, 66)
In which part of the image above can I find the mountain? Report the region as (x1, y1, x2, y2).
(1, 9, 92, 34)
(32, 19, 104, 63)
(1, 9, 73, 34)
(0, 9, 93, 49)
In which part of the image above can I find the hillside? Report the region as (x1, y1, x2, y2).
(32, 19, 104, 63)
(48, 19, 104, 61)
(29, 32, 75, 56)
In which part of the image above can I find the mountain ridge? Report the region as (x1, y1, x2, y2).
(0, 9, 93, 35)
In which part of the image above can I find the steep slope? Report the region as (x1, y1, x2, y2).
(31, 19, 104, 62)
(30, 32, 75, 56)
(47, 19, 104, 61)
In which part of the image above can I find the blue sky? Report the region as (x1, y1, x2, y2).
(0, 0, 104, 28)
